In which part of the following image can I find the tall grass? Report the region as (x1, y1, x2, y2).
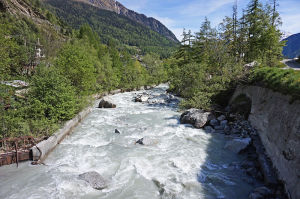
(250, 67, 300, 100)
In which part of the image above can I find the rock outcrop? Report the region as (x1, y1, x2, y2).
(231, 86, 300, 199)
(79, 171, 107, 190)
(71, 0, 178, 42)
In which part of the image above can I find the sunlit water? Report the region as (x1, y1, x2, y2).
(0, 85, 257, 199)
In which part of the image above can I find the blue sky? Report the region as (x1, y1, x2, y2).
(118, 0, 300, 41)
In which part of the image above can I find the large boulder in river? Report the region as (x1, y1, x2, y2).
(180, 109, 214, 128)
(79, 171, 107, 190)
(224, 138, 251, 153)
(98, 98, 116, 108)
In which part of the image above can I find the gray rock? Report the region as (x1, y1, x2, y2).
(224, 138, 251, 153)
(135, 94, 149, 102)
(98, 98, 116, 108)
(214, 130, 225, 134)
(180, 109, 214, 129)
(249, 192, 263, 199)
(79, 171, 107, 190)
(204, 126, 215, 133)
(220, 120, 228, 127)
(253, 186, 272, 196)
(214, 125, 224, 130)
(241, 160, 255, 169)
(217, 115, 226, 121)
(209, 119, 219, 127)
(224, 125, 231, 134)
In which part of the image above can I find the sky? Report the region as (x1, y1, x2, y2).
(117, 0, 300, 41)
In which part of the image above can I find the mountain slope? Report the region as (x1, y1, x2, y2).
(43, 0, 178, 57)
(283, 33, 300, 58)
(71, 0, 178, 42)
(0, 0, 67, 77)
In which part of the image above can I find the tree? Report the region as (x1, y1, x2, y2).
(55, 41, 97, 95)
(28, 66, 79, 122)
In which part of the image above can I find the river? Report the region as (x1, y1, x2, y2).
(0, 85, 258, 199)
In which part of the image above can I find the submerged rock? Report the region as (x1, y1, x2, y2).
(135, 94, 149, 102)
(135, 138, 144, 145)
(209, 119, 219, 127)
(135, 137, 158, 145)
(217, 115, 226, 121)
(180, 109, 214, 128)
(224, 138, 251, 153)
(79, 171, 107, 190)
(204, 126, 215, 133)
(98, 98, 116, 108)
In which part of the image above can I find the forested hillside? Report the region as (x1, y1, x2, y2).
(0, 0, 168, 139)
(44, 0, 178, 58)
(64, 0, 179, 42)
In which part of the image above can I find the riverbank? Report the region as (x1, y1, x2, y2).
(0, 84, 261, 199)
(0, 85, 156, 167)
(178, 84, 299, 199)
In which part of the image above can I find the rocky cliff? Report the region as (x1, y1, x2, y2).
(231, 86, 300, 199)
(71, 0, 178, 42)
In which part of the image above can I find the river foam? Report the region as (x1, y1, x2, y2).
(0, 84, 258, 199)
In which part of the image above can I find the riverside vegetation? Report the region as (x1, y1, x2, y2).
(166, 0, 300, 111)
(0, 0, 168, 139)
(1, 0, 300, 140)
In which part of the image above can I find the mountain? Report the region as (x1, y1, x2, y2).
(282, 33, 300, 59)
(71, 0, 178, 42)
(43, 0, 178, 57)
(280, 31, 292, 41)
(0, 0, 67, 69)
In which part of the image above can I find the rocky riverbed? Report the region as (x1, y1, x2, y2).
(0, 85, 286, 199)
(178, 107, 288, 199)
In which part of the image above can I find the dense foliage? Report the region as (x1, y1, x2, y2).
(168, 0, 285, 110)
(44, 0, 178, 58)
(0, 1, 168, 139)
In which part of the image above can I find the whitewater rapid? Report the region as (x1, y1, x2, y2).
(0, 85, 257, 199)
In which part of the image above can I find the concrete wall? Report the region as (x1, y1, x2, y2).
(231, 86, 300, 199)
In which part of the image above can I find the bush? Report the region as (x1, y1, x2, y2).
(28, 66, 79, 121)
(55, 42, 97, 95)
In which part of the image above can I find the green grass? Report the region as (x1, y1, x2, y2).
(250, 67, 300, 100)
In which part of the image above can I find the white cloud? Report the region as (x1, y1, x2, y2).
(281, 13, 300, 34)
(180, 0, 235, 17)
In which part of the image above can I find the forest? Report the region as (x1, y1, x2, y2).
(167, 0, 300, 110)
(1, 0, 300, 139)
(44, 0, 178, 58)
(0, 0, 167, 138)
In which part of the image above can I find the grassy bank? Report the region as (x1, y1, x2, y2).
(250, 67, 300, 100)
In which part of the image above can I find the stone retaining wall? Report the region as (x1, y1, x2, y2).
(231, 85, 300, 199)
